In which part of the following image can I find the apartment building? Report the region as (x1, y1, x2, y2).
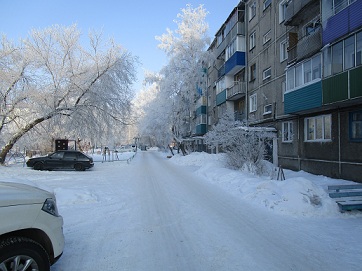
(192, 0, 362, 182)
(282, 0, 362, 182)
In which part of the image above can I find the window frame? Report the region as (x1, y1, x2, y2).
(263, 0, 272, 10)
(249, 1, 256, 21)
(280, 39, 288, 62)
(263, 67, 271, 80)
(249, 31, 256, 50)
(282, 121, 293, 142)
(279, 0, 288, 24)
(304, 114, 332, 142)
(263, 104, 272, 115)
(263, 30, 272, 44)
(250, 63, 256, 81)
(249, 93, 257, 113)
(349, 111, 362, 142)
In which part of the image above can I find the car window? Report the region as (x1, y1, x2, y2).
(63, 152, 77, 160)
(50, 152, 64, 159)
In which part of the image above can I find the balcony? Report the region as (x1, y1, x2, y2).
(225, 51, 245, 75)
(284, 80, 322, 114)
(322, 0, 362, 46)
(323, 66, 362, 105)
(287, 28, 321, 64)
(227, 81, 246, 100)
(285, 0, 318, 26)
(218, 65, 225, 79)
(216, 89, 227, 106)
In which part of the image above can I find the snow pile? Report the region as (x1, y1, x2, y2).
(170, 152, 355, 217)
(55, 188, 98, 205)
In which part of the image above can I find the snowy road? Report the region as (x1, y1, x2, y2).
(3, 150, 360, 270)
(48, 151, 361, 271)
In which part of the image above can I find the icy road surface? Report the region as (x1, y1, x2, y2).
(4, 151, 360, 270)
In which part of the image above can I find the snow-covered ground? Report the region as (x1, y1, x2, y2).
(1, 149, 362, 270)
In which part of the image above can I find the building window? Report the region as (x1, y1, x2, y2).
(263, 30, 272, 44)
(280, 39, 288, 62)
(249, 31, 256, 50)
(250, 63, 256, 81)
(263, 104, 272, 115)
(263, 67, 271, 80)
(305, 115, 332, 142)
(323, 31, 362, 77)
(249, 93, 257, 113)
(350, 111, 362, 141)
(263, 0, 272, 10)
(249, 1, 256, 20)
(305, 19, 320, 36)
(286, 54, 321, 91)
(332, 41, 343, 74)
(357, 31, 362, 66)
(282, 121, 293, 142)
(279, 0, 288, 23)
(344, 35, 355, 70)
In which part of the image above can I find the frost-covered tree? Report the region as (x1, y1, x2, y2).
(133, 71, 173, 148)
(0, 25, 137, 163)
(204, 112, 275, 175)
(152, 4, 211, 147)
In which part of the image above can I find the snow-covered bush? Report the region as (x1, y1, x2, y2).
(204, 112, 274, 175)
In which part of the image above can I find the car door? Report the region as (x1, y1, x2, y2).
(63, 152, 78, 168)
(47, 151, 65, 169)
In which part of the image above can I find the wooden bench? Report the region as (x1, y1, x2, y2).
(328, 184, 362, 212)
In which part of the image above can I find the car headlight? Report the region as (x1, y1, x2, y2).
(42, 198, 60, 217)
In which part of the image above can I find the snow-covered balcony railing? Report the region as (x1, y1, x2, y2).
(227, 81, 246, 101)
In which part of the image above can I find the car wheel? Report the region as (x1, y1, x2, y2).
(74, 163, 84, 171)
(33, 162, 44, 170)
(0, 237, 50, 271)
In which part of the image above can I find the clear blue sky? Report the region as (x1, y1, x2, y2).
(0, 0, 239, 90)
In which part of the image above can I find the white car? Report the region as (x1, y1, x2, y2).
(0, 182, 64, 271)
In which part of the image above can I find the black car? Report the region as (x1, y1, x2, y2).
(26, 150, 94, 171)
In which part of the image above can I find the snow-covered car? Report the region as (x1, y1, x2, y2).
(0, 181, 64, 270)
(26, 150, 94, 171)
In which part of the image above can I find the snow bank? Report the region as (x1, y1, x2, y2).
(169, 152, 359, 218)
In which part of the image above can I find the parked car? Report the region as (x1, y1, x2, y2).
(26, 150, 94, 171)
(0, 181, 64, 270)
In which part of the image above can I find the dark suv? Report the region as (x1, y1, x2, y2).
(26, 150, 94, 171)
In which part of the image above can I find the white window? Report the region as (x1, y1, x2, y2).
(263, 67, 271, 80)
(249, 93, 257, 112)
(263, 30, 272, 44)
(249, 31, 256, 50)
(279, 0, 289, 23)
(249, 1, 256, 20)
(282, 121, 293, 142)
(263, 0, 272, 10)
(305, 115, 332, 142)
(264, 104, 272, 115)
(286, 54, 321, 91)
(280, 39, 288, 62)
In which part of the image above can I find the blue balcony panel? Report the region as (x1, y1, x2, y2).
(284, 81, 322, 114)
(323, 0, 362, 46)
(216, 89, 227, 106)
(225, 51, 245, 75)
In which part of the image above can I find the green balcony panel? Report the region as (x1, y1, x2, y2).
(323, 72, 348, 104)
(350, 66, 362, 99)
